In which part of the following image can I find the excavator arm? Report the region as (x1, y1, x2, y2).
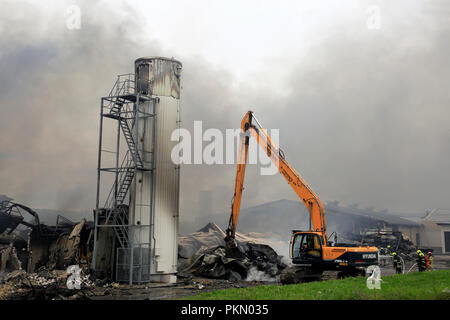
(225, 111, 328, 247)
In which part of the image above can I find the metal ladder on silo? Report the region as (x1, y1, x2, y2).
(110, 103, 144, 169)
(102, 152, 133, 248)
(103, 74, 146, 249)
(112, 206, 129, 248)
(108, 73, 143, 169)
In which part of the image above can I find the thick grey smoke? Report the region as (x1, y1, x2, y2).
(180, 0, 450, 221)
(0, 1, 162, 211)
(0, 1, 449, 231)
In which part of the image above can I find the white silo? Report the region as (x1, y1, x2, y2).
(130, 57, 182, 283)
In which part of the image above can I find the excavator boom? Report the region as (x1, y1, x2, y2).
(225, 111, 378, 284)
(226, 111, 327, 245)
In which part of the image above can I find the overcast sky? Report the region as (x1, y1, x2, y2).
(0, 0, 449, 223)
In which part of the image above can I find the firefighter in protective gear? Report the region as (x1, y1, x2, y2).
(426, 252, 433, 271)
(386, 245, 391, 255)
(392, 252, 403, 274)
(416, 250, 422, 268)
(417, 251, 426, 272)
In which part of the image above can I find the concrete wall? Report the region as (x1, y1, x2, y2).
(418, 221, 440, 248)
(397, 225, 422, 246)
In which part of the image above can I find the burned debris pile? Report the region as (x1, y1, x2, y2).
(0, 268, 95, 300)
(178, 223, 286, 281)
(0, 200, 97, 299)
(348, 228, 416, 255)
(0, 200, 94, 274)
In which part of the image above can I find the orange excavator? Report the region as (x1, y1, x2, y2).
(224, 111, 379, 284)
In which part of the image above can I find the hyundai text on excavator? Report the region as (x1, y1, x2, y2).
(224, 111, 379, 284)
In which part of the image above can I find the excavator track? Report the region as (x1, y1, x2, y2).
(280, 266, 323, 285)
(280, 266, 367, 284)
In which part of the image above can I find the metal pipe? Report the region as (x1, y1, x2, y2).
(174, 98, 181, 272)
(150, 98, 158, 270)
(114, 107, 121, 207)
(92, 97, 105, 271)
(129, 94, 140, 285)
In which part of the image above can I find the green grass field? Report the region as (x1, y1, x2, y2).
(184, 270, 450, 300)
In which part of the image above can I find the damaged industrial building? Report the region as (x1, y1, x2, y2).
(2, 194, 450, 299)
(0, 56, 185, 298)
(325, 202, 450, 254)
(0, 198, 93, 274)
(1, 52, 449, 299)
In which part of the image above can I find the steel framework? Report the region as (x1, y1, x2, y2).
(92, 74, 157, 284)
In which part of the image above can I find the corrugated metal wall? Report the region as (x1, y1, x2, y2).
(152, 96, 180, 274)
(131, 57, 181, 282)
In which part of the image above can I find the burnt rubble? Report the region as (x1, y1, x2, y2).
(178, 223, 287, 281)
(0, 200, 94, 275)
(347, 228, 417, 255)
(0, 268, 95, 300)
(0, 201, 100, 300)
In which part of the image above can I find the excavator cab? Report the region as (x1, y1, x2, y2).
(291, 232, 324, 263)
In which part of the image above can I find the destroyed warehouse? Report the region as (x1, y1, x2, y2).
(0, 196, 94, 274)
(194, 199, 448, 255)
